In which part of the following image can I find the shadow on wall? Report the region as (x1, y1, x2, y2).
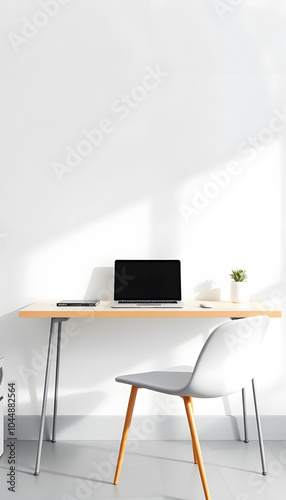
(194, 280, 221, 301)
(84, 267, 113, 300)
(0, 309, 106, 419)
(85, 270, 223, 301)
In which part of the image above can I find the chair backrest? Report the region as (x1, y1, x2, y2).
(187, 316, 269, 398)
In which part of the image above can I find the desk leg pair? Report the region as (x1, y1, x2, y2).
(34, 317, 69, 476)
(230, 317, 267, 475)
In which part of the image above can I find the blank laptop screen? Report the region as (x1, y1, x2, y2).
(114, 260, 181, 301)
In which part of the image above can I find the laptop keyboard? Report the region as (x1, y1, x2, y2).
(118, 300, 178, 304)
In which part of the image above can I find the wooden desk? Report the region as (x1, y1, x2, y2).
(19, 299, 282, 319)
(19, 299, 282, 476)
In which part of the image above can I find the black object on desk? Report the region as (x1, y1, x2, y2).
(57, 300, 100, 307)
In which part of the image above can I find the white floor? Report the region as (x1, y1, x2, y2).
(1, 440, 286, 499)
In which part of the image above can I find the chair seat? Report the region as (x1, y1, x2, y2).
(116, 365, 193, 396)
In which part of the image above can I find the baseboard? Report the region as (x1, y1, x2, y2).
(5, 415, 286, 441)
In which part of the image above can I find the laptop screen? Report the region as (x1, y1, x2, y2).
(114, 260, 181, 301)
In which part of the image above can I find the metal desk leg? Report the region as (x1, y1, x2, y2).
(242, 387, 249, 443)
(34, 317, 69, 476)
(51, 319, 69, 442)
(252, 378, 267, 475)
(52, 321, 62, 443)
(34, 318, 57, 476)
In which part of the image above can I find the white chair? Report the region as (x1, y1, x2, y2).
(113, 316, 270, 500)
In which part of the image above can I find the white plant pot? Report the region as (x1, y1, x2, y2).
(231, 281, 249, 303)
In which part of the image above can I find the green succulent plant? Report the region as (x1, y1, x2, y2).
(229, 269, 248, 282)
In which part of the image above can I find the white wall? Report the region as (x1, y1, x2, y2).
(0, 0, 286, 432)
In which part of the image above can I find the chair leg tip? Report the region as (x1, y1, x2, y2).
(244, 440, 249, 443)
(262, 472, 267, 476)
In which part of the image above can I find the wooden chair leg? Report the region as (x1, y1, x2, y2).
(183, 396, 211, 500)
(190, 398, 198, 464)
(113, 386, 139, 485)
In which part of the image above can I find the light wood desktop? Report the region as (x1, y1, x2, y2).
(19, 299, 282, 319)
(18, 299, 282, 476)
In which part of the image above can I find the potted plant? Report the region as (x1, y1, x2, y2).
(229, 269, 249, 303)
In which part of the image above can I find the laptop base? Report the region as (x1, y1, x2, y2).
(111, 301, 184, 308)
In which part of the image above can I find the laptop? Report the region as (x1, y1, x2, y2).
(111, 260, 183, 308)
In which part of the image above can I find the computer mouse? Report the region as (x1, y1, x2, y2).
(200, 302, 214, 308)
